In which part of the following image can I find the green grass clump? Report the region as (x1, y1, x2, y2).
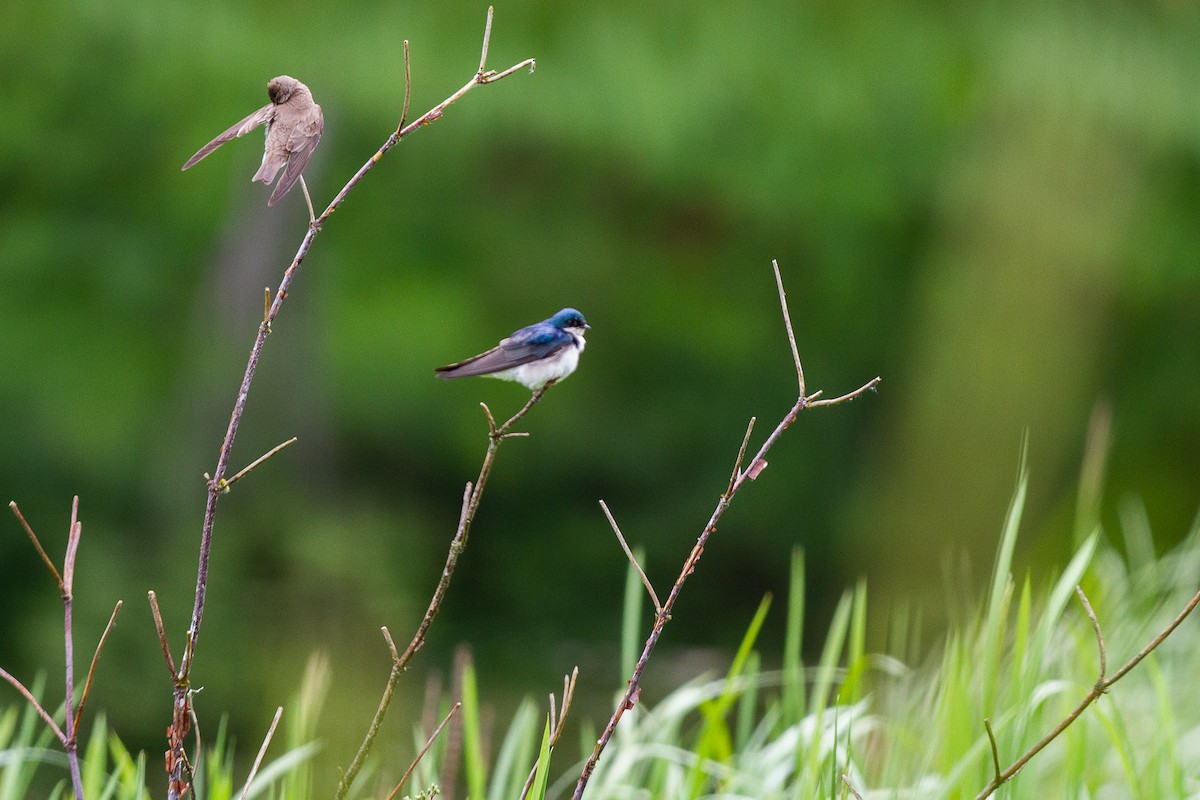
(4, 468, 1199, 799)
(565, 466, 1200, 799)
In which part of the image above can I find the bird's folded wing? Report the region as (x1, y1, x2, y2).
(436, 332, 568, 377)
(181, 104, 275, 171)
(268, 106, 325, 205)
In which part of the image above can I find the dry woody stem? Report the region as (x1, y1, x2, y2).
(2, 498, 123, 800)
(335, 386, 553, 798)
(162, 7, 535, 799)
(974, 583, 1200, 799)
(572, 262, 881, 799)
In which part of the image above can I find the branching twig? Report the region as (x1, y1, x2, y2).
(974, 583, 1200, 799)
(519, 668, 579, 800)
(335, 385, 552, 799)
(2, 498, 122, 800)
(168, 8, 535, 798)
(571, 263, 880, 799)
(600, 501, 661, 613)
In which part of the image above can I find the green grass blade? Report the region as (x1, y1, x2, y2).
(782, 548, 806, 726)
(461, 657, 487, 800)
(621, 546, 647, 680)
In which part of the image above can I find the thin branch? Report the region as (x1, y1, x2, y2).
(984, 718, 1002, 786)
(217, 436, 299, 493)
(806, 378, 882, 409)
(520, 668, 579, 800)
(148, 591, 177, 677)
(600, 500, 661, 613)
(73, 600, 122, 735)
(842, 773, 864, 800)
(382, 626, 400, 662)
(300, 175, 316, 224)
(236, 707, 283, 800)
(974, 584, 1200, 799)
(572, 262, 879, 799)
(726, 417, 756, 495)
(9, 501, 63, 588)
(63, 496, 80, 597)
(384, 702, 461, 800)
(171, 9, 535, 798)
(397, 40, 412, 133)
(335, 386, 552, 799)
(61, 497, 83, 800)
(1104, 585, 1200, 686)
(772, 259, 805, 397)
(1075, 586, 1106, 681)
(0, 666, 67, 744)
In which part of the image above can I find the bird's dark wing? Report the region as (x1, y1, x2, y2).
(268, 104, 324, 205)
(181, 103, 275, 171)
(435, 328, 569, 378)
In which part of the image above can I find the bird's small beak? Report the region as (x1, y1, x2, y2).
(583, 321, 592, 329)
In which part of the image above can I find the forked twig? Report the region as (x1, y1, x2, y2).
(572, 263, 880, 798)
(974, 583, 1200, 799)
(519, 668, 579, 800)
(170, 8, 536, 798)
(336, 387, 553, 798)
(2, 498, 122, 800)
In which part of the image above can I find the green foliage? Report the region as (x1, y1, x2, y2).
(4, 472, 1200, 798)
(4, 2, 1200, 765)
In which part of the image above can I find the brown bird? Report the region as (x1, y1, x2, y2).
(182, 75, 324, 206)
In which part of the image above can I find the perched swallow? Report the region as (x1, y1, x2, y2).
(436, 308, 591, 391)
(182, 75, 324, 206)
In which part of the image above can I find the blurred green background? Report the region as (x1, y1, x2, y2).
(2, 0, 1198, 792)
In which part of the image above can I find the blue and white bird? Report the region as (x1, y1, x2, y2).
(435, 308, 590, 391)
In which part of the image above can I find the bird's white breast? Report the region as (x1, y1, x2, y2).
(495, 332, 585, 391)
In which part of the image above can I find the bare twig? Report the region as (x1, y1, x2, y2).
(974, 584, 1200, 799)
(74, 600, 123, 734)
(336, 387, 552, 799)
(772, 259, 805, 397)
(384, 702, 461, 800)
(170, 9, 535, 798)
(984, 718, 1002, 786)
(600, 500, 661, 613)
(1076, 586, 1106, 681)
(519, 668, 579, 800)
(397, 40, 412, 133)
(216, 436, 298, 493)
(148, 591, 177, 676)
(3, 498, 116, 800)
(572, 263, 879, 798)
(0, 666, 67, 743)
(726, 417, 756, 495)
(842, 772, 865, 800)
(236, 707, 283, 800)
(9, 501, 62, 588)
